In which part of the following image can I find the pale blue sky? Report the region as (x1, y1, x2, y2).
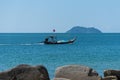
(0, 0, 120, 33)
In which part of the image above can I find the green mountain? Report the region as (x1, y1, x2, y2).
(66, 26, 102, 33)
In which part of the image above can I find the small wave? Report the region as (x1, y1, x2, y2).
(32, 43, 45, 45)
(0, 43, 45, 46)
(20, 43, 45, 46)
(0, 44, 13, 46)
(0, 43, 32, 46)
(20, 43, 33, 46)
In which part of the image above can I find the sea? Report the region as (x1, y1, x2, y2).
(0, 33, 120, 78)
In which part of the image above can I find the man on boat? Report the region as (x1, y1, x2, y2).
(44, 35, 57, 43)
(44, 38, 49, 43)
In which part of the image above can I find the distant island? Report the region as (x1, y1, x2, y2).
(66, 26, 102, 33)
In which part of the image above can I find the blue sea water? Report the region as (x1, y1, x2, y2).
(0, 33, 120, 78)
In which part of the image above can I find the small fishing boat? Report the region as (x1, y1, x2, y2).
(43, 36, 76, 44)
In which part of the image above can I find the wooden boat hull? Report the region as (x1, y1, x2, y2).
(44, 38, 76, 44)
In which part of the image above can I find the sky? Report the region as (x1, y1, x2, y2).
(0, 0, 120, 33)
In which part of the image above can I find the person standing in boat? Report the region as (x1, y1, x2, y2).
(44, 36, 57, 43)
(50, 35, 56, 42)
(44, 38, 49, 43)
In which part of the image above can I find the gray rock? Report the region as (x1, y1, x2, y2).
(54, 78, 70, 80)
(54, 65, 101, 80)
(0, 64, 50, 80)
(104, 70, 120, 79)
(102, 76, 118, 80)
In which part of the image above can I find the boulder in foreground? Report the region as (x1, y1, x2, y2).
(54, 65, 101, 80)
(0, 64, 50, 80)
(102, 76, 118, 80)
(104, 70, 120, 80)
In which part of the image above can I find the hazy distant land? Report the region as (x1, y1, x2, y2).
(66, 26, 102, 33)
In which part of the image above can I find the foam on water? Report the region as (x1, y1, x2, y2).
(0, 43, 45, 46)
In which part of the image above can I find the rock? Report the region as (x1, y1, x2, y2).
(102, 76, 118, 80)
(104, 70, 120, 79)
(54, 78, 70, 80)
(54, 65, 101, 80)
(0, 64, 50, 80)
